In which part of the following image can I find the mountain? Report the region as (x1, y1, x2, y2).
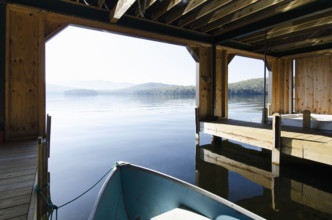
(228, 78, 267, 96)
(47, 80, 134, 94)
(99, 82, 176, 95)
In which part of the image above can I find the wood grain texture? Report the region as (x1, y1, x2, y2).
(5, 5, 45, 140)
(295, 54, 332, 114)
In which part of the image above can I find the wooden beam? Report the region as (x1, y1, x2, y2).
(164, 0, 208, 24)
(44, 20, 68, 41)
(198, 46, 213, 120)
(150, 0, 182, 21)
(177, 0, 232, 28)
(213, 0, 320, 42)
(0, 2, 5, 131)
(202, 0, 287, 33)
(134, 0, 157, 17)
(98, 0, 106, 8)
(191, 0, 259, 31)
(215, 48, 228, 118)
(110, 0, 136, 23)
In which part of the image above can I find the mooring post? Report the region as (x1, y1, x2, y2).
(272, 113, 281, 177)
(37, 137, 49, 220)
(195, 106, 200, 144)
(262, 107, 268, 124)
(303, 110, 311, 130)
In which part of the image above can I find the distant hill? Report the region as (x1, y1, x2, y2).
(229, 78, 267, 96)
(58, 78, 267, 97)
(47, 80, 134, 94)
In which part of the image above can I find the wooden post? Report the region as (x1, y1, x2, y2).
(37, 137, 49, 220)
(262, 107, 268, 124)
(0, 3, 5, 133)
(195, 106, 200, 143)
(272, 113, 281, 176)
(303, 110, 311, 130)
(271, 176, 280, 211)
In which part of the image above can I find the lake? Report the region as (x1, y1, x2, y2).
(47, 94, 332, 219)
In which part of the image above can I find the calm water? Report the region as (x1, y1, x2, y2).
(47, 94, 332, 219)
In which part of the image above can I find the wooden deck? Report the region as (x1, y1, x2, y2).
(0, 140, 37, 220)
(200, 119, 332, 166)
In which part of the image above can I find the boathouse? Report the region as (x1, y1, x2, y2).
(0, 0, 331, 219)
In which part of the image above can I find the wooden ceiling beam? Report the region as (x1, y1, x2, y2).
(134, 0, 157, 17)
(150, 0, 182, 20)
(190, 0, 259, 31)
(211, 0, 315, 36)
(213, 0, 331, 44)
(177, 0, 232, 28)
(98, 0, 106, 8)
(200, 0, 287, 33)
(254, 29, 332, 52)
(110, 0, 136, 23)
(163, 0, 208, 24)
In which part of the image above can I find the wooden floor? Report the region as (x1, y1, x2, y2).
(0, 140, 37, 220)
(200, 119, 332, 166)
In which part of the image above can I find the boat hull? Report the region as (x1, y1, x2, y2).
(90, 162, 264, 220)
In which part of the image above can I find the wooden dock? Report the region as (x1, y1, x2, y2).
(0, 140, 37, 220)
(200, 119, 332, 166)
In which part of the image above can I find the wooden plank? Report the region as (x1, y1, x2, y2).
(134, 0, 157, 17)
(110, 0, 136, 23)
(0, 195, 31, 209)
(177, 0, 232, 27)
(198, 46, 213, 120)
(150, 0, 182, 20)
(0, 168, 36, 179)
(202, 0, 286, 33)
(0, 179, 34, 193)
(211, 0, 315, 36)
(0, 187, 31, 201)
(0, 204, 29, 220)
(5, 5, 45, 140)
(191, 0, 259, 30)
(164, 0, 208, 24)
(44, 20, 68, 41)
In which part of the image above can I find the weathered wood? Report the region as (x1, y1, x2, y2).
(5, 5, 45, 140)
(200, 119, 332, 166)
(164, 0, 208, 24)
(272, 113, 281, 166)
(37, 137, 48, 220)
(295, 54, 332, 114)
(178, 0, 232, 27)
(198, 46, 213, 120)
(191, 0, 259, 31)
(215, 48, 228, 118)
(110, 0, 136, 23)
(303, 110, 311, 130)
(150, 0, 182, 20)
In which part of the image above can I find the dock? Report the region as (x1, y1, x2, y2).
(0, 140, 37, 220)
(200, 119, 332, 166)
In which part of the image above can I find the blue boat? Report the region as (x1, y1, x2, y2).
(90, 162, 264, 220)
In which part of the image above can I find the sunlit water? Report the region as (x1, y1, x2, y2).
(47, 94, 332, 219)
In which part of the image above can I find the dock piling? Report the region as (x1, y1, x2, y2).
(272, 113, 281, 171)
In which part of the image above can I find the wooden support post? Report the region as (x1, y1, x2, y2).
(262, 107, 268, 124)
(303, 110, 311, 130)
(271, 176, 280, 211)
(37, 137, 49, 220)
(215, 49, 228, 118)
(272, 113, 281, 176)
(0, 2, 5, 134)
(195, 106, 200, 144)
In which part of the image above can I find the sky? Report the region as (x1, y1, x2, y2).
(46, 25, 265, 85)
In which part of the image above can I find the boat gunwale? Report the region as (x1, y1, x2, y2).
(89, 162, 265, 220)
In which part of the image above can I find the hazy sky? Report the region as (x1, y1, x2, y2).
(46, 25, 264, 85)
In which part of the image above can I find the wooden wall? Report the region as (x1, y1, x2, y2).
(271, 58, 293, 114)
(295, 54, 332, 114)
(5, 5, 45, 140)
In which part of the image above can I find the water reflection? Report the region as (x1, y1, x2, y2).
(195, 140, 332, 219)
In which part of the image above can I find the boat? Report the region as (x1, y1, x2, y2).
(89, 162, 264, 220)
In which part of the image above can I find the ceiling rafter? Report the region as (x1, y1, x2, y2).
(176, 0, 232, 28)
(200, 0, 288, 33)
(150, 0, 182, 21)
(110, 0, 136, 23)
(190, 0, 260, 31)
(163, 0, 208, 24)
(134, 0, 157, 17)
